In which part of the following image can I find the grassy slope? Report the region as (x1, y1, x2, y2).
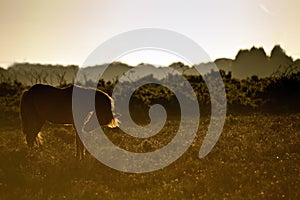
(0, 111, 299, 199)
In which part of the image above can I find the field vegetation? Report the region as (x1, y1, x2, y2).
(0, 66, 299, 199)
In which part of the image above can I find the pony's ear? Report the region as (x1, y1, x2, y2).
(107, 118, 119, 128)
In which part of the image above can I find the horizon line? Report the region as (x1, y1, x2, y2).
(1, 45, 299, 69)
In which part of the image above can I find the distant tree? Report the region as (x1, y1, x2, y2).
(233, 46, 272, 78)
(169, 62, 189, 75)
(270, 45, 293, 73)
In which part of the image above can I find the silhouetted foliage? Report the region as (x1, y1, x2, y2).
(0, 61, 300, 114)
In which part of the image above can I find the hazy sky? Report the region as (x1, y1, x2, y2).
(0, 0, 299, 68)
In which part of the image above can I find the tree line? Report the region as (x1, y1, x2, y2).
(0, 64, 299, 115)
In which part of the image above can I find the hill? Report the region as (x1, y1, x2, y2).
(0, 45, 299, 85)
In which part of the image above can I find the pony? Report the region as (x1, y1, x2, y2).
(20, 84, 119, 158)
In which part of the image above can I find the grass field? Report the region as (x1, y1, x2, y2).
(0, 110, 299, 199)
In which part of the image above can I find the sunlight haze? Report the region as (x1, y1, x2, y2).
(0, 0, 299, 68)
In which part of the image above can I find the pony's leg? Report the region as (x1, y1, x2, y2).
(75, 130, 85, 159)
(32, 120, 45, 146)
(23, 118, 45, 147)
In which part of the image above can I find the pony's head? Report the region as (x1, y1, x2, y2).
(83, 89, 119, 131)
(98, 90, 119, 127)
(107, 116, 119, 128)
(84, 111, 119, 132)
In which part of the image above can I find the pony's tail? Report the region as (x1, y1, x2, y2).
(20, 89, 30, 135)
(20, 89, 43, 147)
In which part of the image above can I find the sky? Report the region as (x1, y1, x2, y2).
(0, 0, 299, 68)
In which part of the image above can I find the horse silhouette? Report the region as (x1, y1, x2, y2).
(20, 84, 119, 158)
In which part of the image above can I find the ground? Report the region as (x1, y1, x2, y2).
(0, 111, 299, 199)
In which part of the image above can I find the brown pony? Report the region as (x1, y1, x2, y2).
(20, 84, 119, 158)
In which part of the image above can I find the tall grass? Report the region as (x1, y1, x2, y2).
(0, 112, 299, 199)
